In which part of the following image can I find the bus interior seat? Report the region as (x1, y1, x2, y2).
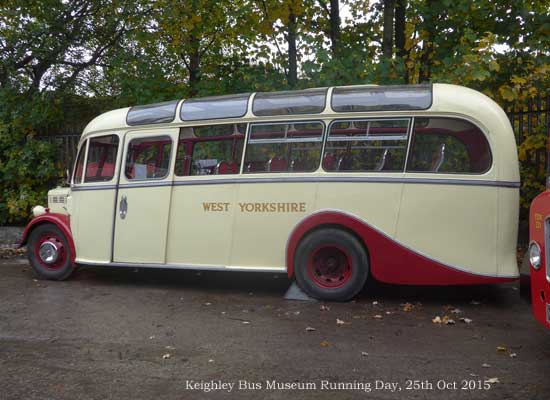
(266, 157, 288, 172)
(431, 143, 446, 172)
(214, 160, 239, 174)
(215, 160, 229, 174)
(323, 152, 336, 170)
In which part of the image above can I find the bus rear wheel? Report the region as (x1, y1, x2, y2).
(27, 223, 75, 281)
(294, 228, 368, 301)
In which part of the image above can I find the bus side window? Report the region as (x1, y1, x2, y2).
(125, 136, 172, 180)
(406, 117, 492, 174)
(175, 124, 246, 176)
(244, 121, 323, 173)
(73, 142, 86, 184)
(323, 119, 409, 172)
(84, 135, 119, 183)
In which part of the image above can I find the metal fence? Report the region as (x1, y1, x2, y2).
(38, 94, 550, 174)
(38, 134, 81, 174)
(508, 94, 550, 144)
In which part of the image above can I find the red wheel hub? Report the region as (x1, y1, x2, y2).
(307, 244, 352, 289)
(35, 233, 67, 270)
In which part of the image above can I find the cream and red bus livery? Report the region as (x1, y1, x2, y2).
(20, 84, 520, 301)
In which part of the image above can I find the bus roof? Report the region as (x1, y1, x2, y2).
(82, 84, 507, 137)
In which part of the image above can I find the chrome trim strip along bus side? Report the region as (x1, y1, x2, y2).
(71, 177, 521, 191)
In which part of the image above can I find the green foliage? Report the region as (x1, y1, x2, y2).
(0, 123, 61, 225)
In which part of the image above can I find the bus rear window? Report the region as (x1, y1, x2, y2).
(406, 117, 492, 174)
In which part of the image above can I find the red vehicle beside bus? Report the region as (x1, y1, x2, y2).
(528, 179, 550, 328)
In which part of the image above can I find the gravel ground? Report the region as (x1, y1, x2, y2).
(1, 255, 549, 400)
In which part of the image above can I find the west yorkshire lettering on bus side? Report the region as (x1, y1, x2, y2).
(202, 202, 306, 213)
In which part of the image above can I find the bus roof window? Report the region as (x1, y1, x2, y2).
(252, 88, 327, 116)
(332, 85, 432, 112)
(181, 93, 250, 121)
(127, 100, 179, 126)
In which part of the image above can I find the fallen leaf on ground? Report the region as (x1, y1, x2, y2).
(385, 311, 392, 315)
(165, 345, 175, 350)
(305, 326, 316, 332)
(432, 316, 442, 324)
(204, 302, 212, 306)
(486, 377, 499, 384)
(402, 303, 414, 312)
(241, 320, 250, 325)
(361, 352, 368, 357)
(459, 317, 473, 324)
(149, 335, 156, 340)
(497, 346, 507, 352)
(510, 353, 517, 358)
(482, 363, 491, 368)
(336, 318, 346, 325)
(442, 316, 455, 325)
(373, 314, 383, 319)
(162, 353, 171, 360)
(320, 340, 331, 347)
(208, 359, 214, 363)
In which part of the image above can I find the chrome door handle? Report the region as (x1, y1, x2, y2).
(119, 195, 127, 219)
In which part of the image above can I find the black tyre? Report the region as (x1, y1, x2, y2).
(27, 223, 75, 281)
(294, 228, 369, 301)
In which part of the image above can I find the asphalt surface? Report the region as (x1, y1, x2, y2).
(1, 257, 549, 400)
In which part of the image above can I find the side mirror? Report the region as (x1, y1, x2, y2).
(65, 168, 71, 186)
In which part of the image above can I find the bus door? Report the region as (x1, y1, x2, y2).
(113, 129, 178, 264)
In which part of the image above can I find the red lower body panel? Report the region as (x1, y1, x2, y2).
(287, 211, 516, 286)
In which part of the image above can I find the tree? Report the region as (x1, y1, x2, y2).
(316, 0, 341, 58)
(382, 0, 395, 59)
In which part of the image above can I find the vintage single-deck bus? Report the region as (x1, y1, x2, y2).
(528, 169, 550, 328)
(20, 84, 520, 301)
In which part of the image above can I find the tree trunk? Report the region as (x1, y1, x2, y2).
(382, 0, 395, 59)
(419, 0, 435, 83)
(287, 10, 297, 88)
(418, 30, 434, 82)
(188, 48, 201, 97)
(329, 0, 341, 58)
(395, 0, 406, 58)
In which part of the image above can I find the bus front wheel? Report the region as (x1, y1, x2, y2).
(27, 223, 75, 281)
(294, 228, 369, 301)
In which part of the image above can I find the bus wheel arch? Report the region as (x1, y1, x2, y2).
(287, 212, 372, 301)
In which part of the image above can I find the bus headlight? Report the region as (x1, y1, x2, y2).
(529, 242, 541, 270)
(32, 205, 46, 218)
